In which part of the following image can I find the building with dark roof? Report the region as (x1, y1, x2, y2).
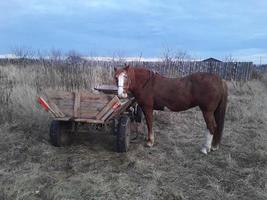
(202, 57, 222, 62)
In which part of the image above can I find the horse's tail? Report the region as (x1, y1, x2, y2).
(213, 80, 228, 146)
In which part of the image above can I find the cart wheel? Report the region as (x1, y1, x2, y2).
(135, 105, 143, 123)
(111, 119, 119, 135)
(50, 120, 72, 147)
(117, 115, 131, 153)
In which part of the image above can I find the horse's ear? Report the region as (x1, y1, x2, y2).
(114, 67, 117, 72)
(124, 63, 130, 70)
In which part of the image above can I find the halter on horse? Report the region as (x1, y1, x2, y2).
(114, 65, 228, 155)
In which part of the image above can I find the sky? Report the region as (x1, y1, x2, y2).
(0, 0, 267, 63)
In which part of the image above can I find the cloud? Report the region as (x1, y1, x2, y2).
(0, 0, 267, 63)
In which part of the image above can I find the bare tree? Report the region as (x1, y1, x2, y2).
(50, 48, 62, 61)
(174, 50, 191, 62)
(66, 50, 83, 64)
(12, 46, 35, 59)
(223, 54, 237, 63)
(162, 47, 173, 63)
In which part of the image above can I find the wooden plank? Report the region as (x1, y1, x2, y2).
(80, 107, 102, 114)
(55, 117, 104, 124)
(94, 85, 118, 94)
(45, 90, 74, 100)
(54, 117, 72, 121)
(74, 118, 104, 124)
(54, 103, 74, 117)
(47, 100, 65, 118)
(106, 98, 135, 121)
(73, 92, 80, 118)
(96, 96, 121, 120)
(59, 105, 100, 116)
(57, 108, 73, 117)
(81, 99, 107, 105)
(54, 110, 98, 119)
(80, 102, 106, 110)
(46, 91, 111, 104)
(59, 101, 105, 110)
(80, 111, 99, 119)
(55, 96, 106, 118)
(58, 100, 74, 107)
(101, 101, 121, 121)
(80, 92, 113, 102)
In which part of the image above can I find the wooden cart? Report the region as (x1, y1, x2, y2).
(38, 85, 143, 152)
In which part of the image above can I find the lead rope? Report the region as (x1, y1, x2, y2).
(127, 68, 142, 142)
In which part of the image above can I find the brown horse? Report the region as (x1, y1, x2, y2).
(114, 65, 228, 154)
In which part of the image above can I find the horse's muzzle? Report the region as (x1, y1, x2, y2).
(117, 86, 128, 98)
(118, 92, 128, 98)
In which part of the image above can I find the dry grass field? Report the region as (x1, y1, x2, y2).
(0, 63, 266, 200)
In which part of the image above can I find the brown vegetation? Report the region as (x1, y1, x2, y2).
(0, 62, 266, 199)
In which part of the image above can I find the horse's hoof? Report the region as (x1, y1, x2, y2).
(200, 147, 210, 155)
(211, 145, 219, 151)
(145, 141, 154, 147)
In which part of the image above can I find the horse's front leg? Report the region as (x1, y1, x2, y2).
(142, 105, 154, 147)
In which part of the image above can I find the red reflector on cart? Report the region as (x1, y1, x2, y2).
(38, 97, 49, 111)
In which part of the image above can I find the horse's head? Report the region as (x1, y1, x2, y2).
(114, 64, 131, 98)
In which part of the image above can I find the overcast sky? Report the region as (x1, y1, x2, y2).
(0, 0, 267, 63)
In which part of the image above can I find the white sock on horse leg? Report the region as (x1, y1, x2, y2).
(201, 131, 213, 155)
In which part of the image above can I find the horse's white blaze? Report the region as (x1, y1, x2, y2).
(118, 72, 127, 98)
(201, 131, 213, 155)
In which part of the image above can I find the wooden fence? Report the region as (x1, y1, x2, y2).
(127, 61, 253, 81)
(0, 58, 254, 81)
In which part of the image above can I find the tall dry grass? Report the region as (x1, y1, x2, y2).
(0, 62, 266, 129)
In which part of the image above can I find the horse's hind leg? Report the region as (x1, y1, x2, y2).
(201, 111, 217, 155)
